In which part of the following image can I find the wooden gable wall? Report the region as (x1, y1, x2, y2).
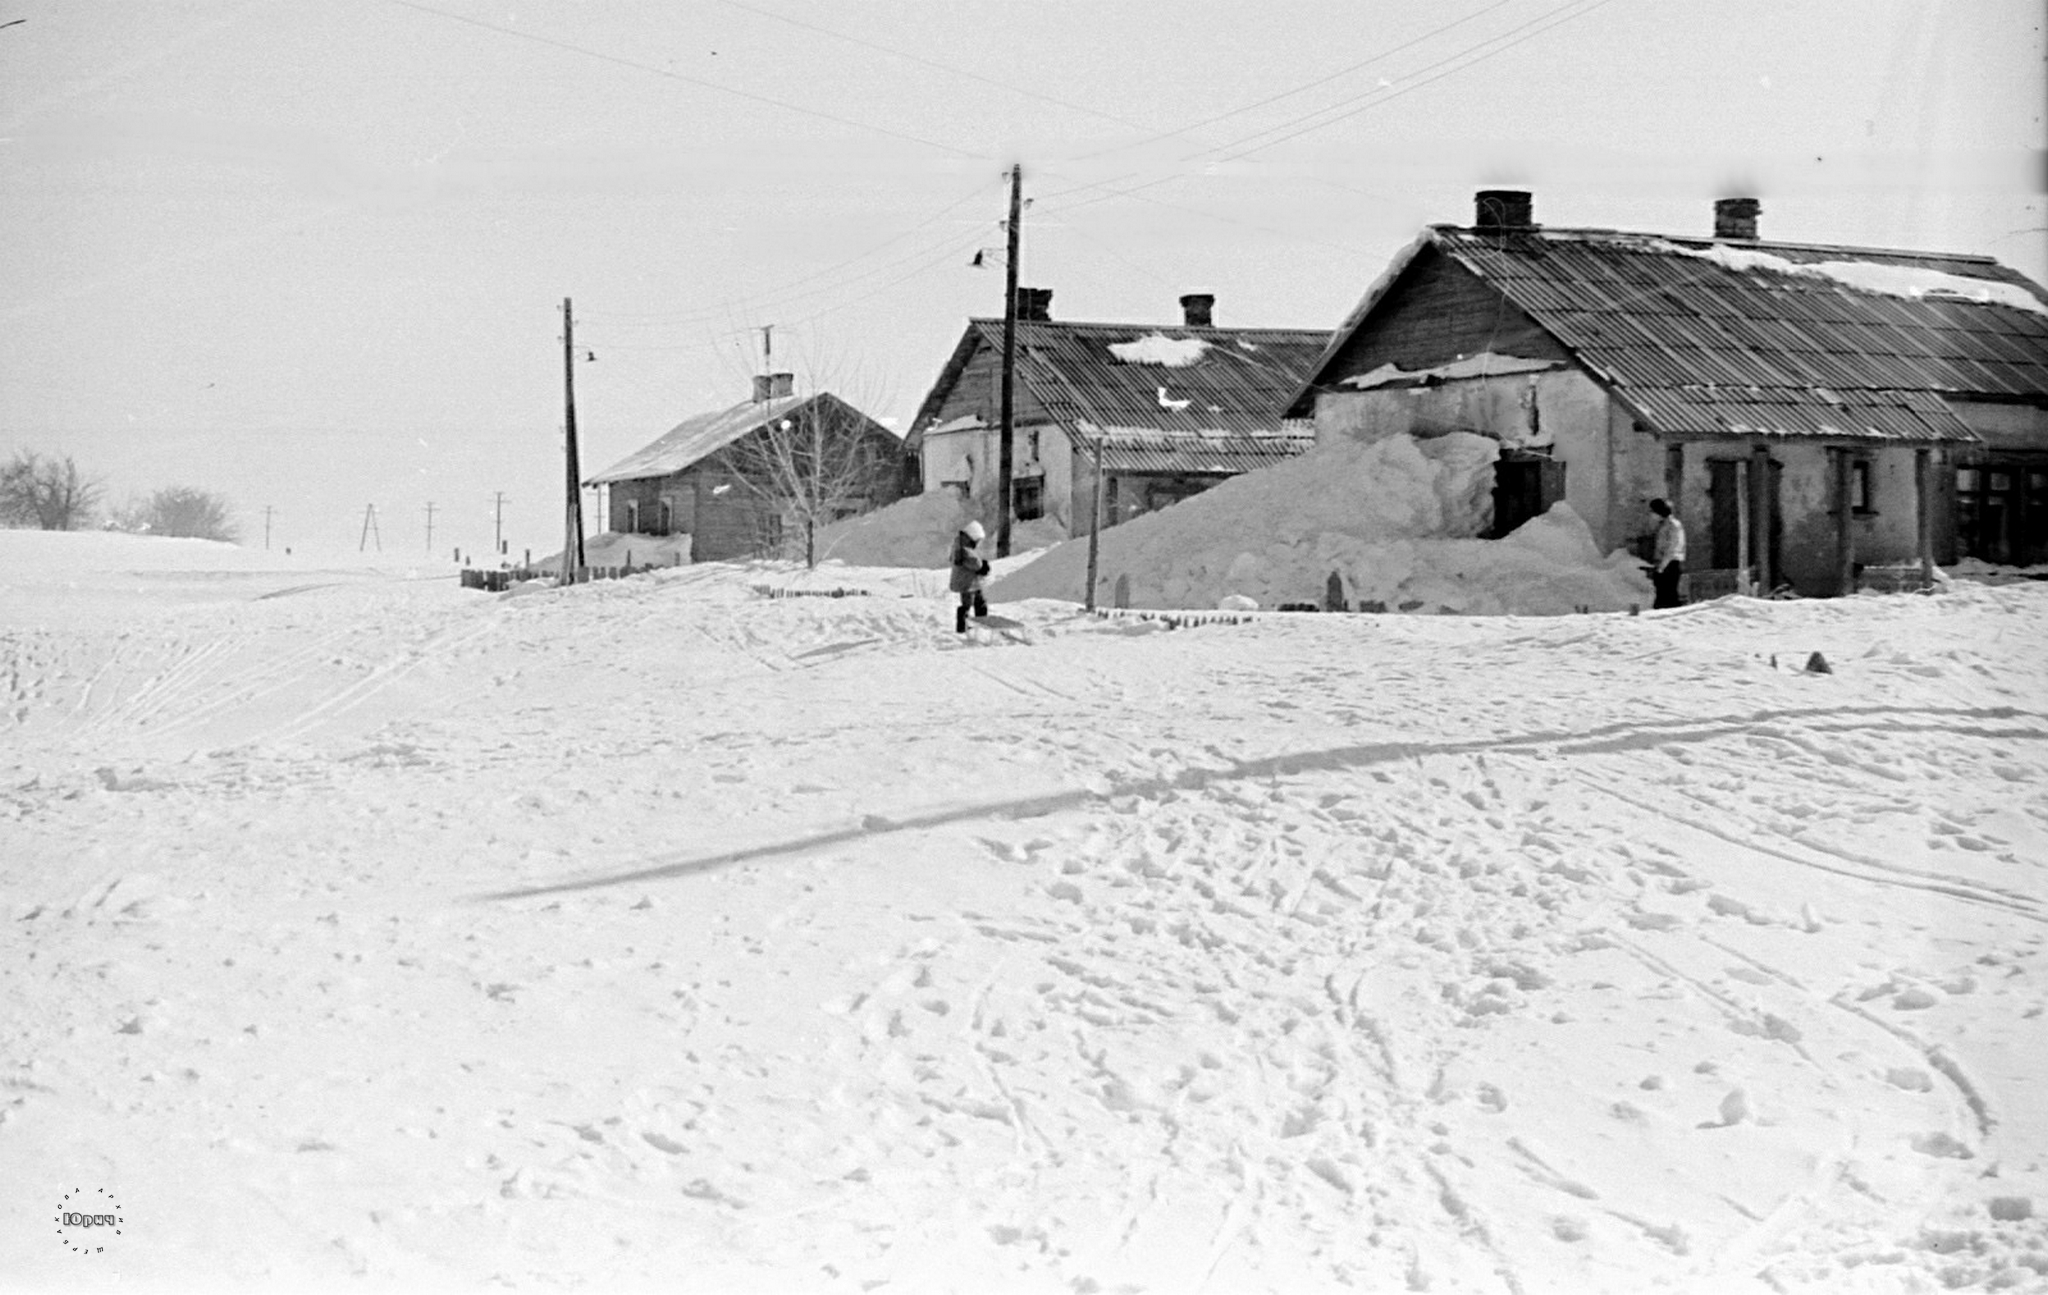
(1317, 246, 1570, 384)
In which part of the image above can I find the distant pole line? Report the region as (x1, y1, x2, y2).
(360, 504, 381, 552)
(494, 491, 506, 557)
(262, 504, 275, 551)
(424, 500, 437, 553)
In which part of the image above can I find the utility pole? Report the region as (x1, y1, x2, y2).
(561, 297, 587, 585)
(359, 504, 381, 552)
(997, 162, 1022, 558)
(493, 491, 506, 558)
(262, 505, 275, 551)
(761, 323, 774, 370)
(424, 501, 437, 554)
(1085, 434, 1104, 611)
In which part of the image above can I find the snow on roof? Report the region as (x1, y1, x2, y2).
(1107, 333, 1210, 367)
(1342, 353, 1561, 390)
(587, 392, 872, 485)
(1653, 240, 2048, 317)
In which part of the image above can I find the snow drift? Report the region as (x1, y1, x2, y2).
(811, 488, 1063, 569)
(991, 431, 1652, 614)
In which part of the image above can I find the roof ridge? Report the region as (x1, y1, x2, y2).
(1430, 223, 2002, 266)
(966, 317, 1330, 334)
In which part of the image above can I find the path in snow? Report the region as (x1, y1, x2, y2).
(3, 552, 2045, 1292)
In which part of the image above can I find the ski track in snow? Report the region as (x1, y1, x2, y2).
(2, 551, 2046, 1292)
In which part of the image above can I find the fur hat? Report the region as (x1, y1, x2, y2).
(963, 520, 986, 542)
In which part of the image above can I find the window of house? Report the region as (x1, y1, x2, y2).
(659, 500, 674, 533)
(1014, 474, 1045, 521)
(1028, 429, 1040, 462)
(624, 500, 640, 533)
(1852, 460, 1872, 513)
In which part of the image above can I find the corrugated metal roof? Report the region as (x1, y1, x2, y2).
(1080, 432, 1317, 475)
(1295, 224, 2048, 441)
(914, 319, 1329, 445)
(1437, 227, 2048, 443)
(1616, 386, 1971, 443)
(586, 392, 815, 484)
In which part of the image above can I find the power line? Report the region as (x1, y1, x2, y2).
(1204, 0, 1620, 165)
(1027, 0, 1615, 243)
(707, 0, 1163, 136)
(577, 173, 999, 325)
(386, 0, 990, 161)
(1063, 0, 1520, 164)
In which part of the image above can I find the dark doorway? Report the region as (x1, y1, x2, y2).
(1490, 452, 1565, 537)
(1707, 457, 1781, 576)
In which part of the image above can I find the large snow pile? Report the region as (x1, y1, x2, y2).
(811, 490, 1063, 569)
(991, 431, 1652, 614)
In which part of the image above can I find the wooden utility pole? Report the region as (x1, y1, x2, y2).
(359, 504, 381, 552)
(561, 297, 587, 584)
(1832, 449, 1855, 596)
(262, 505, 275, 551)
(1915, 447, 1935, 586)
(424, 501, 437, 554)
(996, 163, 1022, 558)
(493, 491, 507, 558)
(1084, 433, 1104, 611)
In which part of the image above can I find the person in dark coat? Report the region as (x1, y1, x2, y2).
(1648, 497, 1687, 609)
(949, 520, 990, 632)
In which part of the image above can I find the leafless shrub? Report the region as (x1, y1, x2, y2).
(0, 450, 104, 530)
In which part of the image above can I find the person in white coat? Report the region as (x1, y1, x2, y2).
(1648, 498, 1686, 608)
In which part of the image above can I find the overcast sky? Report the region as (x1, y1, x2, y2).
(2, 0, 2041, 559)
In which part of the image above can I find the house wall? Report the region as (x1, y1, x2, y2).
(607, 421, 904, 563)
(919, 419, 1066, 532)
(1671, 441, 1960, 593)
(1315, 367, 1627, 547)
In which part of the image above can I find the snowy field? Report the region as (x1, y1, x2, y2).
(3, 532, 2046, 1293)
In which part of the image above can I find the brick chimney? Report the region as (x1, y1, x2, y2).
(1474, 189, 1534, 232)
(1179, 293, 1215, 327)
(1015, 287, 1053, 322)
(1714, 197, 1761, 241)
(751, 371, 795, 402)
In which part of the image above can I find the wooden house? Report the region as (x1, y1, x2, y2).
(905, 290, 1329, 537)
(1286, 192, 2048, 594)
(584, 374, 903, 563)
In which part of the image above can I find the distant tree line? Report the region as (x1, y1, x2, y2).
(1, 448, 240, 542)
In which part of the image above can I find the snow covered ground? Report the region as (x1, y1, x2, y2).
(3, 531, 2046, 1293)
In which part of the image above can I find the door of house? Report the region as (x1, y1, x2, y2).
(1490, 452, 1565, 538)
(1957, 462, 2048, 565)
(1708, 458, 1781, 578)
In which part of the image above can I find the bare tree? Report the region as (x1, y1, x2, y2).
(114, 485, 240, 542)
(721, 393, 902, 568)
(0, 450, 103, 530)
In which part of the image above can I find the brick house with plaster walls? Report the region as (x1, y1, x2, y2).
(1286, 191, 2048, 594)
(905, 289, 1329, 538)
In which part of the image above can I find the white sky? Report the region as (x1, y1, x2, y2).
(1, 0, 2042, 559)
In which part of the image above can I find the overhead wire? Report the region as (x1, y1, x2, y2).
(386, 0, 990, 161)
(580, 173, 1001, 326)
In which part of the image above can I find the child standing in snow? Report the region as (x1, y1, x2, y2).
(950, 520, 990, 633)
(1648, 498, 1686, 608)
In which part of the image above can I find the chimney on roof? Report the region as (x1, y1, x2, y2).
(1014, 286, 1053, 322)
(751, 371, 795, 402)
(1179, 293, 1216, 327)
(1714, 197, 1762, 241)
(1474, 189, 1534, 232)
